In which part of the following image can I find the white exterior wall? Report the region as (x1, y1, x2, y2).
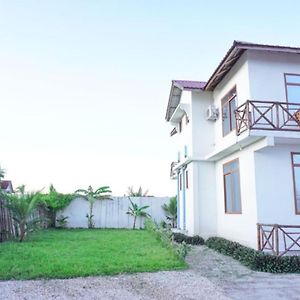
(191, 91, 215, 158)
(248, 50, 300, 102)
(215, 140, 261, 248)
(212, 52, 251, 153)
(255, 144, 300, 224)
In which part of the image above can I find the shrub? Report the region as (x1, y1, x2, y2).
(145, 219, 191, 259)
(206, 237, 300, 273)
(173, 232, 205, 245)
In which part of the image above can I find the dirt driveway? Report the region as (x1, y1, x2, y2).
(1, 246, 300, 299)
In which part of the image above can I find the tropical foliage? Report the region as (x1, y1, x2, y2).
(126, 197, 151, 229)
(162, 196, 177, 228)
(75, 185, 111, 228)
(127, 186, 149, 197)
(36, 185, 73, 228)
(5, 186, 40, 242)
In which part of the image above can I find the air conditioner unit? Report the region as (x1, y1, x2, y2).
(206, 105, 219, 121)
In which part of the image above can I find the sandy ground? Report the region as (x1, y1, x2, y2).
(1, 246, 300, 299)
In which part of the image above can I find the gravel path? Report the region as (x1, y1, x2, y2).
(2, 246, 300, 299)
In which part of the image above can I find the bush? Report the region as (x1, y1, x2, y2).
(173, 232, 205, 245)
(145, 219, 191, 259)
(206, 237, 300, 273)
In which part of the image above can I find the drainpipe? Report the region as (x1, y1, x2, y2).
(176, 169, 180, 229)
(182, 166, 186, 230)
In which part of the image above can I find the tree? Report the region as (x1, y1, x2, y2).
(75, 185, 111, 228)
(37, 185, 73, 228)
(5, 187, 40, 242)
(162, 196, 177, 228)
(127, 186, 149, 197)
(126, 197, 151, 229)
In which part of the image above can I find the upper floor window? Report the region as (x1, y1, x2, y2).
(185, 113, 189, 124)
(222, 87, 237, 136)
(223, 158, 241, 214)
(291, 153, 300, 214)
(285, 74, 300, 105)
(179, 119, 182, 133)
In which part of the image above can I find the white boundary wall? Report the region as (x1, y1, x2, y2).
(59, 197, 169, 229)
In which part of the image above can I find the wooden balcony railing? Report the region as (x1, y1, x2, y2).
(257, 223, 300, 256)
(236, 100, 300, 136)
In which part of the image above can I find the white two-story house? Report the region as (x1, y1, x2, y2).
(166, 41, 300, 253)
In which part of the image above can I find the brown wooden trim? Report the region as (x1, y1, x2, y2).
(179, 173, 182, 191)
(291, 152, 300, 214)
(221, 86, 237, 137)
(179, 119, 182, 133)
(186, 170, 189, 189)
(223, 158, 242, 214)
(284, 73, 300, 104)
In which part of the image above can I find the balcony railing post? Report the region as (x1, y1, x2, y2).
(274, 224, 279, 256)
(257, 223, 261, 251)
(276, 102, 279, 129)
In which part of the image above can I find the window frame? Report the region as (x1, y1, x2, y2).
(221, 86, 237, 136)
(284, 73, 300, 104)
(179, 173, 182, 191)
(291, 152, 300, 214)
(223, 158, 242, 214)
(179, 119, 182, 133)
(186, 170, 189, 189)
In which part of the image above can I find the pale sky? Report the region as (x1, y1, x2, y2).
(1, 1, 300, 196)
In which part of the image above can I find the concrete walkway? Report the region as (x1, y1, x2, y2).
(1, 245, 300, 299)
(187, 246, 300, 300)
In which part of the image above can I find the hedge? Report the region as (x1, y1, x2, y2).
(206, 237, 300, 273)
(173, 232, 205, 245)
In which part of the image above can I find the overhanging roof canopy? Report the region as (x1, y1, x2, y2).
(165, 40, 300, 122)
(204, 40, 300, 91)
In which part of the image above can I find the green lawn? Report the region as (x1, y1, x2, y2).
(0, 229, 186, 280)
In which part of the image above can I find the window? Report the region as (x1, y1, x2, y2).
(186, 170, 189, 189)
(185, 114, 189, 124)
(285, 74, 300, 105)
(222, 87, 237, 136)
(291, 153, 300, 214)
(184, 145, 188, 158)
(179, 173, 182, 191)
(223, 159, 241, 214)
(179, 119, 182, 133)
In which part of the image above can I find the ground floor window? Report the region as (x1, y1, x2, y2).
(291, 153, 300, 214)
(223, 158, 242, 214)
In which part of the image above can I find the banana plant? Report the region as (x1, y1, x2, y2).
(75, 185, 111, 228)
(162, 196, 177, 228)
(126, 197, 151, 229)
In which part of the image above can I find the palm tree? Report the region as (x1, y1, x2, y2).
(75, 185, 111, 228)
(5, 188, 40, 242)
(127, 186, 149, 197)
(126, 197, 151, 229)
(162, 196, 177, 228)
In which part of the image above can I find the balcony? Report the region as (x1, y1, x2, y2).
(236, 100, 300, 136)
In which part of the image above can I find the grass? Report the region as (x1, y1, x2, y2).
(0, 229, 186, 280)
